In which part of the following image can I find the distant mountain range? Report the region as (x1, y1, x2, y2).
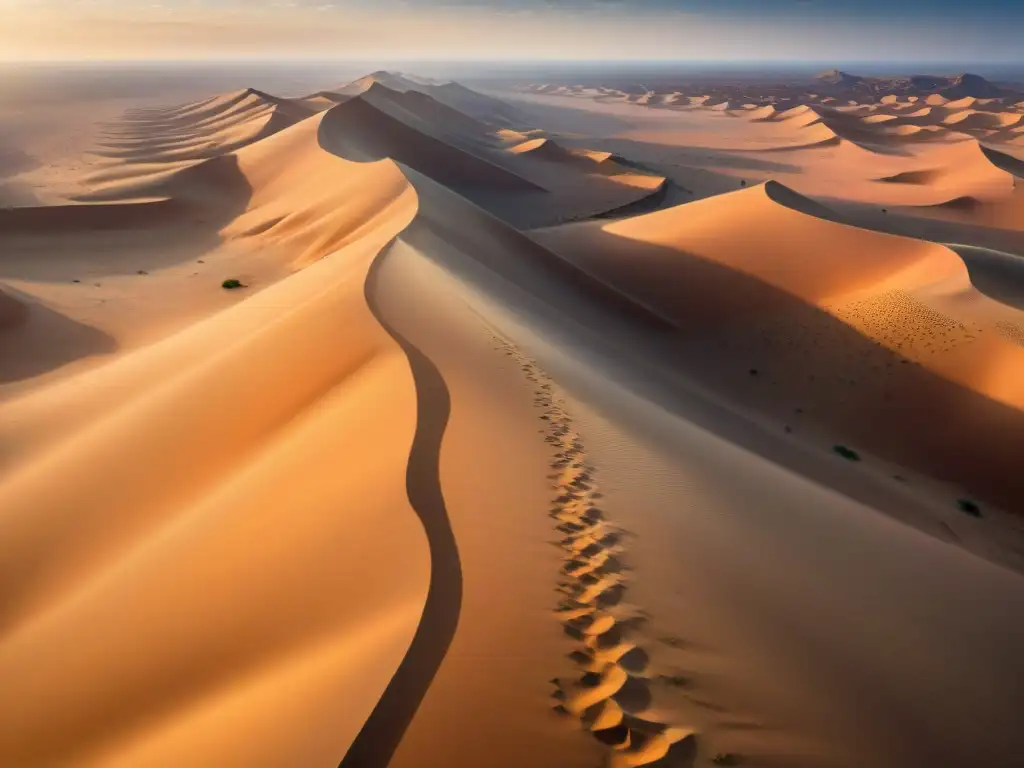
(815, 70, 1015, 99)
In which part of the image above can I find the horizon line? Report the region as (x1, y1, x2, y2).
(2, 57, 1023, 66)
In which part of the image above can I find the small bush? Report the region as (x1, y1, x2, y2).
(957, 499, 982, 517)
(222, 279, 245, 290)
(712, 754, 740, 766)
(832, 445, 861, 462)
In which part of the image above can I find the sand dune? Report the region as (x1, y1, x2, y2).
(880, 140, 1015, 195)
(84, 89, 314, 173)
(507, 138, 622, 168)
(949, 243, 1024, 310)
(745, 105, 778, 121)
(533, 182, 1024, 513)
(861, 113, 899, 124)
(5, 67, 1024, 768)
(874, 140, 1021, 206)
(944, 96, 979, 110)
(0, 287, 28, 330)
(314, 95, 542, 193)
(0, 101, 433, 766)
(294, 91, 351, 112)
(359, 82, 494, 139)
(537, 182, 955, 312)
(334, 73, 524, 127)
(943, 109, 1015, 130)
(333, 70, 426, 97)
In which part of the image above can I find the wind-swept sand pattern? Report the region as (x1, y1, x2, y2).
(3, 65, 1024, 768)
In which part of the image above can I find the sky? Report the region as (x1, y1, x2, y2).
(0, 0, 1021, 63)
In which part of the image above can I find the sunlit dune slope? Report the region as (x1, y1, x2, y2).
(875, 139, 1018, 201)
(0, 102, 431, 767)
(534, 182, 1024, 510)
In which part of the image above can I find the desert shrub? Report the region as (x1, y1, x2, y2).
(957, 499, 982, 517)
(832, 445, 861, 461)
(222, 279, 245, 290)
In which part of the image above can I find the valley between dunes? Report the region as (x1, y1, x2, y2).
(2, 69, 1024, 768)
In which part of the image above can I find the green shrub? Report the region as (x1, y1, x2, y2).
(222, 279, 245, 290)
(832, 445, 861, 462)
(957, 499, 981, 517)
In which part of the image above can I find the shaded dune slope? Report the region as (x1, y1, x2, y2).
(358, 83, 494, 139)
(317, 95, 543, 193)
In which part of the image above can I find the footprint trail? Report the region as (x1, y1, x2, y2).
(491, 334, 701, 767)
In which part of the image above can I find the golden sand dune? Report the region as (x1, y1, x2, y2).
(333, 70, 429, 97)
(505, 139, 667, 199)
(507, 137, 620, 169)
(0, 118, 429, 765)
(5, 70, 1024, 768)
(294, 91, 351, 112)
(537, 182, 952, 314)
(533, 182, 1024, 508)
(79, 89, 314, 189)
(879, 140, 1019, 189)
(944, 96, 977, 110)
(943, 109, 1020, 130)
(861, 113, 899, 124)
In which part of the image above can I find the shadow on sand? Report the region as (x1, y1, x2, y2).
(339, 240, 462, 768)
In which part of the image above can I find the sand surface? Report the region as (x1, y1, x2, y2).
(2, 67, 1024, 768)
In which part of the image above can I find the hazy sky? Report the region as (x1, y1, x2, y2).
(1, 0, 1021, 63)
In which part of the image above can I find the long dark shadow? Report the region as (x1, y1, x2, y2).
(339, 241, 463, 768)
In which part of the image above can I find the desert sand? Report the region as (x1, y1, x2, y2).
(2, 66, 1024, 768)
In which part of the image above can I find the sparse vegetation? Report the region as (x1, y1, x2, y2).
(222, 278, 245, 290)
(659, 673, 689, 687)
(832, 445, 861, 461)
(957, 499, 982, 517)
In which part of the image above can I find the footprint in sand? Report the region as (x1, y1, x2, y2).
(488, 331, 702, 767)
